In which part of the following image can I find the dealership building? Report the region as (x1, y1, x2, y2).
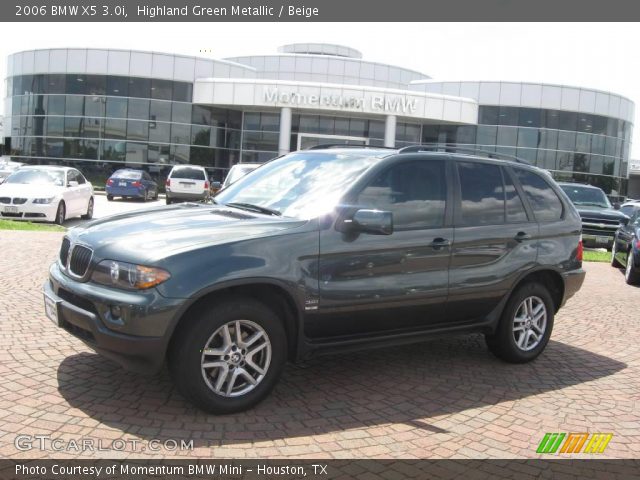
(3, 43, 635, 194)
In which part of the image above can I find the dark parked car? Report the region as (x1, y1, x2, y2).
(612, 202, 640, 285)
(43, 148, 585, 413)
(106, 169, 158, 201)
(558, 183, 628, 251)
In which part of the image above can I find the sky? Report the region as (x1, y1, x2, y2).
(0, 22, 637, 157)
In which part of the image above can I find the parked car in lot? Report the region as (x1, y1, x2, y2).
(165, 165, 210, 204)
(612, 202, 640, 285)
(558, 183, 628, 251)
(106, 169, 159, 202)
(44, 147, 585, 413)
(222, 163, 261, 189)
(1, 166, 93, 224)
(0, 160, 23, 184)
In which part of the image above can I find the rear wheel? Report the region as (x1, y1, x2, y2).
(169, 298, 286, 414)
(485, 282, 554, 363)
(106, 194, 113, 201)
(54, 202, 65, 225)
(166, 197, 172, 205)
(625, 249, 640, 285)
(81, 197, 94, 220)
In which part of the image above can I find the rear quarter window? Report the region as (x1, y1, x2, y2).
(170, 167, 206, 180)
(513, 168, 563, 222)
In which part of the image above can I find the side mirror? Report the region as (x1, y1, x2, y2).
(68, 180, 79, 187)
(613, 202, 621, 210)
(346, 209, 393, 235)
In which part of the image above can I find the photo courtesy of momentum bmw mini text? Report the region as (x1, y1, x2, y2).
(1, 1, 640, 479)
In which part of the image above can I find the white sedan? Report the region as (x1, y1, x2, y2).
(0, 166, 94, 224)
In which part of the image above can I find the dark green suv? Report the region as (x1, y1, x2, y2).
(44, 147, 585, 413)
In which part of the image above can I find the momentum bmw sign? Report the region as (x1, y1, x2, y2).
(263, 87, 419, 114)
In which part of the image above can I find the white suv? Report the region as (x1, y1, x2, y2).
(165, 165, 210, 205)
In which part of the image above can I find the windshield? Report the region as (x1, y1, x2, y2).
(4, 169, 64, 186)
(112, 170, 142, 180)
(560, 185, 611, 208)
(215, 152, 384, 218)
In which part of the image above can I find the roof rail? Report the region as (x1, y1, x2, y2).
(306, 144, 396, 150)
(397, 144, 532, 165)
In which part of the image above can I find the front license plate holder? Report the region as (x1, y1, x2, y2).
(44, 292, 61, 327)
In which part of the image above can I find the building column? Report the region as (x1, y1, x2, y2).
(384, 115, 396, 148)
(278, 107, 292, 155)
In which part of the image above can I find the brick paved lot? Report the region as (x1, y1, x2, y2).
(0, 230, 639, 459)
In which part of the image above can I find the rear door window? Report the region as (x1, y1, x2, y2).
(171, 167, 205, 180)
(513, 168, 563, 222)
(457, 162, 505, 226)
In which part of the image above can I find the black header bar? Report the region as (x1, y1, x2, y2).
(7, 0, 640, 21)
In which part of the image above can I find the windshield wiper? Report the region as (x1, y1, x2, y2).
(575, 202, 608, 208)
(225, 202, 282, 216)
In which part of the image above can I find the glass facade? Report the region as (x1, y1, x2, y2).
(6, 74, 247, 184)
(422, 106, 632, 195)
(4, 73, 633, 196)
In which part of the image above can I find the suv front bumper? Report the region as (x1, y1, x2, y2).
(44, 262, 183, 374)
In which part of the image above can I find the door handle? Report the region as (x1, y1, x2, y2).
(514, 232, 531, 242)
(431, 237, 451, 249)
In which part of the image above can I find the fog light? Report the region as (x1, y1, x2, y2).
(110, 305, 121, 318)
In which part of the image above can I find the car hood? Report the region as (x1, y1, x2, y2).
(573, 206, 628, 221)
(67, 203, 309, 263)
(0, 183, 63, 198)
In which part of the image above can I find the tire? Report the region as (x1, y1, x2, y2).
(611, 239, 623, 268)
(81, 197, 94, 220)
(106, 194, 113, 201)
(625, 249, 640, 285)
(54, 201, 65, 225)
(153, 189, 159, 200)
(141, 189, 147, 202)
(166, 197, 172, 205)
(169, 298, 287, 414)
(485, 282, 554, 363)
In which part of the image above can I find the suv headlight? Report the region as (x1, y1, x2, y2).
(92, 260, 170, 290)
(33, 197, 54, 204)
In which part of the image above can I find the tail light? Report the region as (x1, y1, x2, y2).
(165, 179, 170, 187)
(132, 181, 141, 187)
(204, 181, 209, 191)
(636, 239, 640, 249)
(106, 179, 113, 186)
(577, 237, 583, 262)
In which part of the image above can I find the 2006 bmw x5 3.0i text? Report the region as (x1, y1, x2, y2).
(43, 147, 585, 413)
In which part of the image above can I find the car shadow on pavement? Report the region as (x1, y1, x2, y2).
(56, 335, 626, 447)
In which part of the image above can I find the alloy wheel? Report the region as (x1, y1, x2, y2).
(200, 320, 272, 397)
(512, 296, 547, 351)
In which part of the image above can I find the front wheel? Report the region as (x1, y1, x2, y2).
(485, 282, 554, 363)
(169, 298, 287, 414)
(611, 239, 623, 268)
